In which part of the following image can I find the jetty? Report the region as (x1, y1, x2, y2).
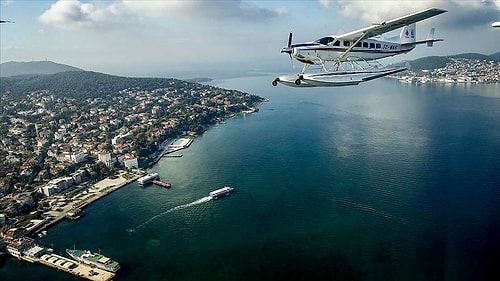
(163, 153, 183, 158)
(152, 180, 171, 188)
(5, 237, 115, 281)
(39, 253, 115, 281)
(138, 172, 171, 188)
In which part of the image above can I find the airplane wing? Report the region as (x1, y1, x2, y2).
(335, 8, 446, 41)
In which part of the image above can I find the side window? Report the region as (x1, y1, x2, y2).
(333, 41, 340, 46)
(355, 42, 361, 47)
(376, 43, 381, 49)
(343, 41, 350, 47)
(363, 42, 368, 48)
(370, 43, 375, 49)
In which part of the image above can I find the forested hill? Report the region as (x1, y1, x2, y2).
(1, 71, 201, 99)
(0, 61, 83, 77)
(404, 53, 499, 71)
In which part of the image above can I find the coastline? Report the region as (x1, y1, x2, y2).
(31, 170, 142, 236)
(1, 98, 268, 281)
(32, 104, 266, 235)
(143, 102, 266, 169)
(30, 99, 267, 235)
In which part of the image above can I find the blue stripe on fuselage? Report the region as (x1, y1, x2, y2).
(291, 43, 320, 48)
(294, 47, 413, 55)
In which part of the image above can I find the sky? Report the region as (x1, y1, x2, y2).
(1, 0, 499, 78)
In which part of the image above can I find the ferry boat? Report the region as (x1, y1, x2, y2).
(209, 186, 234, 199)
(66, 249, 120, 272)
(137, 172, 159, 185)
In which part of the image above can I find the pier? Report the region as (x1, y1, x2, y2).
(5, 237, 115, 281)
(38, 253, 115, 281)
(152, 179, 171, 188)
(164, 153, 183, 158)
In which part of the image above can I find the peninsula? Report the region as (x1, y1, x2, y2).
(0, 67, 266, 263)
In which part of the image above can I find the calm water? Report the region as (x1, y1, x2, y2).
(2, 77, 500, 281)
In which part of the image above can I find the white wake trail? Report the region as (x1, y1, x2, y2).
(127, 196, 212, 233)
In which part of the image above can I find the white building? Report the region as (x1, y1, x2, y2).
(112, 132, 133, 145)
(98, 152, 114, 168)
(71, 170, 86, 184)
(98, 152, 111, 163)
(71, 152, 87, 163)
(123, 155, 138, 169)
(40, 184, 58, 197)
(40, 176, 74, 196)
(0, 213, 6, 226)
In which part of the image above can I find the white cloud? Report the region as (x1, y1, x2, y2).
(39, 0, 132, 29)
(39, 0, 286, 30)
(318, 0, 500, 27)
(33, 0, 289, 77)
(123, 0, 284, 21)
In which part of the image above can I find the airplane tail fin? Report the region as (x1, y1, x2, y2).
(399, 23, 416, 44)
(426, 28, 436, 46)
(400, 25, 443, 47)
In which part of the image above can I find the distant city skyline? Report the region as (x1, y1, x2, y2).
(1, 0, 499, 78)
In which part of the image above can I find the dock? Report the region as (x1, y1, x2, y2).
(152, 179, 171, 188)
(164, 153, 183, 158)
(38, 253, 115, 281)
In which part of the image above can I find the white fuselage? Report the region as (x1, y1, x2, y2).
(287, 38, 414, 64)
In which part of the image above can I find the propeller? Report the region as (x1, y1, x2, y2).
(281, 30, 294, 68)
(281, 30, 293, 56)
(287, 30, 293, 48)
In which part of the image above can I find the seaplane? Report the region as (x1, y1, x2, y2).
(272, 7, 447, 87)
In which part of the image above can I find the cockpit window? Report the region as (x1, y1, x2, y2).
(315, 37, 335, 45)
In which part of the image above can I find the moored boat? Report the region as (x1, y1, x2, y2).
(66, 249, 120, 272)
(138, 172, 159, 185)
(66, 208, 85, 220)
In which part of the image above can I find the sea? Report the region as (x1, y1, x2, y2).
(1, 76, 500, 281)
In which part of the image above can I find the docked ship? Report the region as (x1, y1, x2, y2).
(137, 172, 159, 185)
(66, 249, 120, 273)
(209, 186, 234, 199)
(66, 208, 85, 220)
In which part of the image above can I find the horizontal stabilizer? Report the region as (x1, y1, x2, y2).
(402, 38, 443, 47)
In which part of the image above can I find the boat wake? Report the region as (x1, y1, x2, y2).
(127, 196, 213, 233)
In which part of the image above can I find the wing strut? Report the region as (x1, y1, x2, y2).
(339, 32, 367, 60)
